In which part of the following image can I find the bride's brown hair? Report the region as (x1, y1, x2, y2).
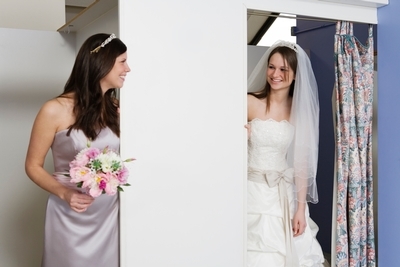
(61, 33, 127, 140)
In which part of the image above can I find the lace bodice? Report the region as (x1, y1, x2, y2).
(248, 119, 294, 172)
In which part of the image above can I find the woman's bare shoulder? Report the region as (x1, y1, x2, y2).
(247, 91, 265, 99)
(35, 96, 74, 131)
(247, 93, 257, 100)
(40, 97, 72, 115)
(247, 94, 267, 121)
(247, 93, 266, 106)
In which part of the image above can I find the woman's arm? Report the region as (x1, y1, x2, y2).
(25, 99, 94, 212)
(292, 176, 308, 236)
(292, 197, 307, 237)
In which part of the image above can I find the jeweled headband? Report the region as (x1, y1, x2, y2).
(90, 33, 116, 54)
(269, 40, 297, 53)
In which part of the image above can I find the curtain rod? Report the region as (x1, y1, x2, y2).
(247, 11, 339, 23)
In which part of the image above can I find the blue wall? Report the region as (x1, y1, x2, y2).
(296, 20, 375, 253)
(377, 2, 400, 266)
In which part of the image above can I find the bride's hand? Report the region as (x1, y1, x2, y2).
(292, 209, 307, 237)
(244, 124, 251, 139)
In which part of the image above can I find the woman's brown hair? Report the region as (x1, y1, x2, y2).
(62, 33, 127, 140)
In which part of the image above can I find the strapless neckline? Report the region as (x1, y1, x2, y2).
(250, 118, 293, 126)
(55, 127, 114, 135)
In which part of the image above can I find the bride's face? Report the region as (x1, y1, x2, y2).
(266, 52, 295, 92)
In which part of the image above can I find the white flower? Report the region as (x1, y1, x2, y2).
(97, 151, 122, 173)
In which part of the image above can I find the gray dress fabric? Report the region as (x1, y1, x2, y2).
(42, 128, 119, 267)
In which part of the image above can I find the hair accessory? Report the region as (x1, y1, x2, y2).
(270, 40, 297, 52)
(90, 33, 117, 54)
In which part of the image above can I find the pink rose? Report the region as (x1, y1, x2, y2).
(69, 147, 101, 168)
(104, 174, 119, 196)
(85, 147, 101, 160)
(69, 166, 92, 183)
(117, 166, 129, 184)
(88, 186, 103, 198)
(99, 180, 107, 190)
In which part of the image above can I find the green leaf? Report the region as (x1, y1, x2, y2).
(77, 181, 83, 188)
(111, 161, 121, 171)
(91, 159, 102, 170)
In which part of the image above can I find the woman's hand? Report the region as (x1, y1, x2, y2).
(63, 189, 95, 213)
(292, 208, 307, 237)
(244, 123, 251, 139)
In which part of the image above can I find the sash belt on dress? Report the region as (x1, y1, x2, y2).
(53, 171, 86, 193)
(248, 168, 299, 267)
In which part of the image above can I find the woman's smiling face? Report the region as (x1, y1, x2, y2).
(100, 52, 131, 94)
(267, 52, 295, 92)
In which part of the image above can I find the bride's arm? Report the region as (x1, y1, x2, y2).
(292, 189, 307, 237)
(292, 166, 309, 236)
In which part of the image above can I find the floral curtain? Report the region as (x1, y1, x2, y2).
(334, 21, 376, 267)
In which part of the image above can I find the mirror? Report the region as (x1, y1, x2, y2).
(246, 10, 377, 266)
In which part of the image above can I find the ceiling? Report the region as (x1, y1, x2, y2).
(65, 0, 94, 7)
(63, 1, 279, 43)
(247, 10, 279, 45)
(65, 0, 94, 23)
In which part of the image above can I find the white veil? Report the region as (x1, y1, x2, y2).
(248, 40, 319, 203)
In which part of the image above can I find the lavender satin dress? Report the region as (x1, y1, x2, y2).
(42, 128, 119, 267)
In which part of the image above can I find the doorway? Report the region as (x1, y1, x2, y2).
(246, 9, 377, 266)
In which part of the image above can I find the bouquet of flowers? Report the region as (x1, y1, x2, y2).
(68, 142, 135, 198)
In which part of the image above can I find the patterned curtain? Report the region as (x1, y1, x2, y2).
(334, 21, 376, 267)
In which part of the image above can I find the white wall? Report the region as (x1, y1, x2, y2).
(119, 0, 377, 266)
(119, 1, 247, 266)
(0, 29, 76, 267)
(0, 0, 65, 30)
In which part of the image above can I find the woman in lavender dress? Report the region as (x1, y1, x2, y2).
(25, 33, 130, 267)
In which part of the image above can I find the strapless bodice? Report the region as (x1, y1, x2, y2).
(248, 118, 294, 172)
(51, 128, 119, 173)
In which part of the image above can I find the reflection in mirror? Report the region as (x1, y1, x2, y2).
(258, 15, 296, 46)
(246, 10, 376, 266)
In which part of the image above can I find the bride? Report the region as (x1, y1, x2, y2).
(246, 40, 326, 267)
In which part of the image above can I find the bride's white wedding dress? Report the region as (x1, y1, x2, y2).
(247, 118, 325, 267)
